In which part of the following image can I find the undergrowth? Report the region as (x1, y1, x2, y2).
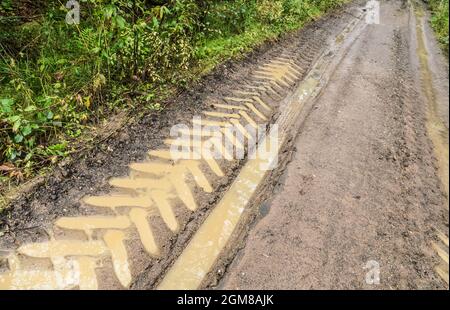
(428, 0, 449, 54)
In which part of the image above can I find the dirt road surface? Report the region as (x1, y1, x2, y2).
(0, 0, 448, 290)
(221, 0, 449, 290)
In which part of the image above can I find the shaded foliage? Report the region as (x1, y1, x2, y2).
(428, 0, 449, 53)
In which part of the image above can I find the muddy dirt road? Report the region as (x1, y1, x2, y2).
(0, 0, 448, 290)
(221, 0, 449, 290)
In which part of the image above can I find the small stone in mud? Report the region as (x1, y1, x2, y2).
(209, 197, 217, 205)
(219, 177, 230, 186)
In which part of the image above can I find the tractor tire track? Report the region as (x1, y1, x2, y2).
(0, 2, 366, 290)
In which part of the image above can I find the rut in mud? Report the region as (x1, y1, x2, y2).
(0, 2, 365, 290)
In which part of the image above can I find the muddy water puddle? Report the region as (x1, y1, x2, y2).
(414, 6, 449, 201)
(157, 15, 365, 289)
(413, 3, 449, 286)
(158, 139, 279, 290)
(0, 6, 365, 290)
(0, 59, 304, 290)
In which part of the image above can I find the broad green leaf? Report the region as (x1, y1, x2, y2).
(0, 98, 13, 114)
(22, 125, 32, 137)
(14, 134, 23, 143)
(24, 105, 37, 112)
(12, 119, 21, 132)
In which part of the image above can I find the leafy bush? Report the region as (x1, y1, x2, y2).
(257, 0, 284, 23)
(201, 0, 256, 36)
(429, 0, 449, 53)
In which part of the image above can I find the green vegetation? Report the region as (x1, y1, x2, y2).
(0, 0, 345, 185)
(428, 0, 449, 53)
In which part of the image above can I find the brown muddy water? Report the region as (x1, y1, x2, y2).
(414, 6, 449, 201)
(157, 15, 365, 290)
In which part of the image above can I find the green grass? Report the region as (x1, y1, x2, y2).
(428, 0, 449, 54)
(196, 23, 297, 74)
(195, 0, 335, 71)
